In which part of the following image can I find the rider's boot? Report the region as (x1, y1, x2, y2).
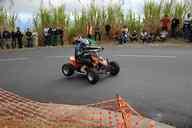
(80, 65, 87, 73)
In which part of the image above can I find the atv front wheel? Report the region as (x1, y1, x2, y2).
(62, 64, 74, 77)
(109, 61, 120, 76)
(87, 71, 99, 84)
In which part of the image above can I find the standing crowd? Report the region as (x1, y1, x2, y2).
(1, 13, 192, 49)
(85, 13, 192, 44)
(139, 13, 192, 43)
(0, 27, 34, 49)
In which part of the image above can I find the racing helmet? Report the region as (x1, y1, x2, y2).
(79, 38, 90, 46)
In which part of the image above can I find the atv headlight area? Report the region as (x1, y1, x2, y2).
(69, 56, 75, 61)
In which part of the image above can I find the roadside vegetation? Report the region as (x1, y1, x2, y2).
(0, 0, 192, 43)
(0, 8, 17, 31)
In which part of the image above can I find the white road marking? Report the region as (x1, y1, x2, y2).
(46, 54, 176, 59)
(0, 57, 29, 62)
(113, 54, 176, 58)
(0, 54, 176, 63)
(46, 56, 69, 58)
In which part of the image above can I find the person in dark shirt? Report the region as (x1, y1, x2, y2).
(44, 27, 49, 46)
(0, 31, 4, 49)
(51, 27, 57, 46)
(183, 13, 192, 41)
(0, 31, 3, 49)
(129, 30, 138, 42)
(57, 28, 64, 46)
(11, 31, 17, 49)
(16, 27, 23, 48)
(3, 29, 11, 49)
(25, 28, 33, 48)
(171, 17, 180, 38)
(48, 27, 52, 46)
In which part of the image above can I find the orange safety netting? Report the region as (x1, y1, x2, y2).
(0, 88, 156, 128)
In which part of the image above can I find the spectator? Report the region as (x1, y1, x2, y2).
(11, 30, 17, 49)
(121, 25, 128, 33)
(25, 28, 33, 48)
(159, 30, 168, 41)
(51, 27, 57, 46)
(16, 27, 23, 48)
(86, 23, 93, 39)
(0, 31, 3, 49)
(57, 28, 64, 46)
(160, 15, 171, 32)
(171, 16, 180, 38)
(105, 24, 111, 36)
(95, 23, 101, 41)
(44, 27, 49, 46)
(183, 13, 192, 41)
(48, 27, 53, 46)
(119, 25, 129, 44)
(129, 30, 138, 42)
(3, 29, 11, 49)
(140, 30, 148, 43)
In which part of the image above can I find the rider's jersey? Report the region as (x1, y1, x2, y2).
(75, 40, 87, 58)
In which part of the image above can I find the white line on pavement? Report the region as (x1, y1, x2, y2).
(0, 54, 176, 63)
(46, 54, 176, 59)
(113, 54, 176, 58)
(46, 56, 69, 58)
(0, 57, 29, 62)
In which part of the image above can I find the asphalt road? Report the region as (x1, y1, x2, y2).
(0, 47, 192, 127)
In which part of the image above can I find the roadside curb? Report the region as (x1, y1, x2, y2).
(1, 43, 192, 52)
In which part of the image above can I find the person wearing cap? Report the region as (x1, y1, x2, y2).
(183, 13, 192, 41)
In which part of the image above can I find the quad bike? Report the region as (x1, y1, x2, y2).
(62, 47, 120, 84)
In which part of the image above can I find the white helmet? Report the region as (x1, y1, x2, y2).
(79, 38, 90, 46)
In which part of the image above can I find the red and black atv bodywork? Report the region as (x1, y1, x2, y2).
(62, 47, 120, 84)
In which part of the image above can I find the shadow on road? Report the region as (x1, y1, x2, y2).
(55, 73, 114, 87)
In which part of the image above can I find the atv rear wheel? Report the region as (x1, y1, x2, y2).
(109, 61, 120, 76)
(62, 64, 74, 76)
(87, 71, 99, 84)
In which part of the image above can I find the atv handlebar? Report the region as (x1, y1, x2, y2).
(84, 46, 104, 52)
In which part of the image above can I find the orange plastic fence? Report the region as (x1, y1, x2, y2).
(0, 88, 156, 128)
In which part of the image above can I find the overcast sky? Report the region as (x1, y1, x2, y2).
(0, 0, 146, 30)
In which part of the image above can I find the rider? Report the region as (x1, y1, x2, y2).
(75, 36, 92, 73)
